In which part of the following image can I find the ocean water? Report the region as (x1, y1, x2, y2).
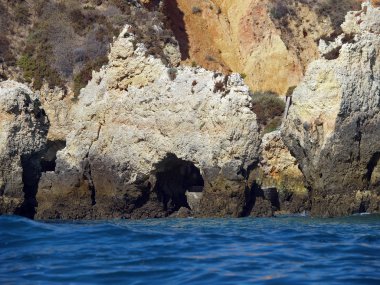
(1, 215, 379, 285)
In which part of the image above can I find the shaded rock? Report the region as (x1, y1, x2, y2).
(282, 2, 380, 217)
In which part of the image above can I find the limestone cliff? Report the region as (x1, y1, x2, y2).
(282, 2, 380, 216)
(0, 81, 48, 218)
(35, 25, 261, 219)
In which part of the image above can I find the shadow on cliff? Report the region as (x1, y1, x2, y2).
(162, 0, 190, 60)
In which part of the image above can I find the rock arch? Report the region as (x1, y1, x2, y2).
(153, 153, 204, 214)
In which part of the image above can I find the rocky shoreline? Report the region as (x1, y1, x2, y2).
(0, 1, 379, 219)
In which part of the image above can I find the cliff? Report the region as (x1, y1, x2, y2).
(282, 1, 380, 216)
(162, 0, 361, 95)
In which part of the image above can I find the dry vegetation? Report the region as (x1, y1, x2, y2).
(250, 91, 286, 133)
(268, 0, 361, 32)
(0, 0, 176, 95)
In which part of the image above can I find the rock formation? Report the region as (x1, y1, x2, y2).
(1, 1, 379, 220)
(35, 25, 261, 219)
(282, 2, 380, 216)
(0, 81, 48, 218)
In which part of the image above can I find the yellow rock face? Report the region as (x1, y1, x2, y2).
(164, 0, 361, 95)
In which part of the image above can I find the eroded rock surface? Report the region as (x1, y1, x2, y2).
(36, 25, 261, 219)
(0, 81, 48, 218)
(249, 131, 309, 217)
(282, 2, 380, 216)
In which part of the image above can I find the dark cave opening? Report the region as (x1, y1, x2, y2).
(15, 140, 66, 218)
(365, 152, 380, 187)
(15, 153, 42, 219)
(154, 153, 204, 213)
(40, 140, 66, 172)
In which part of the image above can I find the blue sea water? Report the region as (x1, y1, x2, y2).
(0, 215, 379, 285)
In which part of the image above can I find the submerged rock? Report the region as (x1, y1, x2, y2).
(35, 25, 260, 219)
(282, 2, 380, 217)
(0, 81, 48, 218)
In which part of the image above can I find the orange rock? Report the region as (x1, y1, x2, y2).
(164, 0, 361, 95)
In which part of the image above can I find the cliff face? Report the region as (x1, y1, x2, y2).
(35, 26, 261, 219)
(282, 2, 380, 216)
(1, 1, 379, 220)
(163, 0, 361, 95)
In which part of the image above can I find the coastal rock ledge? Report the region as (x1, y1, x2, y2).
(282, 2, 380, 217)
(35, 26, 261, 219)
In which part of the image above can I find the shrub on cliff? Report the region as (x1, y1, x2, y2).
(17, 19, 65, 90)
(192, 7, 202, 14)
(73, 56, 108, 96)
(3, 0, 131, 93)
(8, 0, 176, 93)
(269, 0, 361, 31)
(250, 91, 285, 133)
(269, 1, 293, 20)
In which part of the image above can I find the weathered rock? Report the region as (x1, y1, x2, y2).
(0, 81, 48, 218)
(185, 190, 203, 213)
(282, 2, 380, 217)
(250, 131, 310, 215)
(37, 85, 75, 142)
(35, 25, 261, 219)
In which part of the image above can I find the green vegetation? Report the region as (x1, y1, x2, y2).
(250, 91, 286, 133)
(16, 19, 65, 89)
(17, 54, 64, 90)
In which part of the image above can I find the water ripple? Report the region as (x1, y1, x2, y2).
(0, 215, 379, 284)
